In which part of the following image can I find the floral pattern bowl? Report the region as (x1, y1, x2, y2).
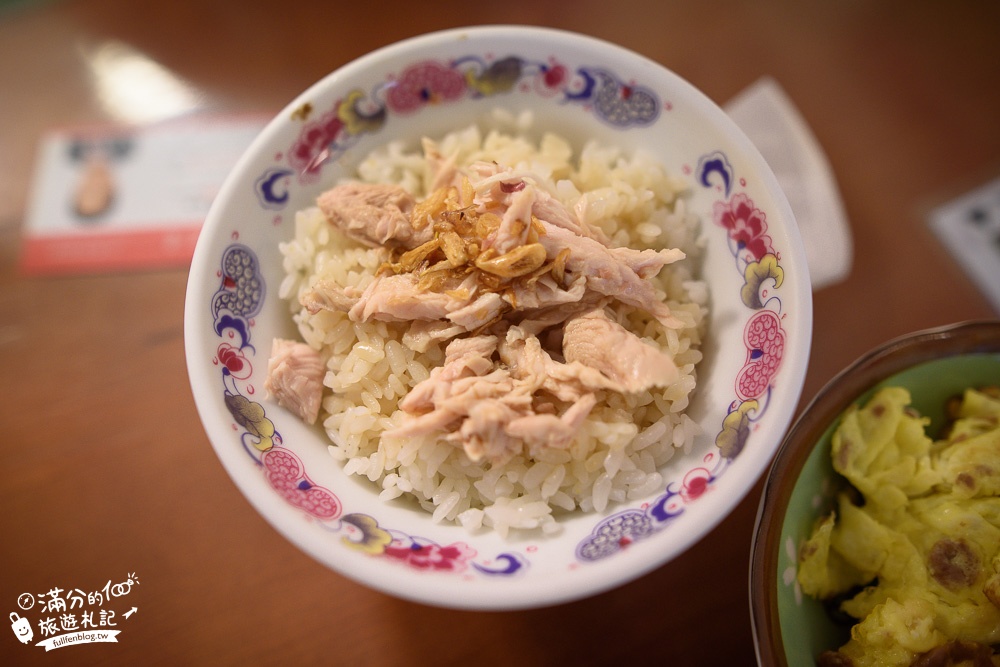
(184, 25, 812, 610)
(750, 320, 1000, 664)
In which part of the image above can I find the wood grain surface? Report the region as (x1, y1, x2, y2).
(1, 1, 997, 664)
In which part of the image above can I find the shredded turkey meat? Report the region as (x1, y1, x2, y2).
(382, 327, 619, 463)
(562, 308, 680, 393)
(264, 338, 326, 425)
(274, 157, 691, 464)
(316, 182, 429, 249)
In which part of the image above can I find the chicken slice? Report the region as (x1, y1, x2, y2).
(264, 338, 326, 424)
(506, 273, 587, 311)
(562, 308, 679, 393)
(499, 326, 623, 401)
(469, 161, 611, 246)
(299, 279, 362, 315)
(398, 335, 499, 415)
(506, 393, 598, 453)
(608, 245, 686, 278)
(317, 182, 431, 249)
(532, 187, 611, 246)
(402, 320, 467, 352)
(446, 291, 508, 330)
(513, 292, 608, 337)
(388, 369, 525, 462)
(494, 181, 536, 254)
(536, 221, 684, 328)
(450, 399, 525, 464)
(347, 272, 476, 323)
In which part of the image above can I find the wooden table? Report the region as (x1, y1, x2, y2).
(2, 1, 997, 664)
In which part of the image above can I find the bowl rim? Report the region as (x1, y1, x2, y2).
(184, 23, 813, 610)
(749, 318, 1000, 666)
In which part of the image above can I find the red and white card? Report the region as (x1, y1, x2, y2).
(20, 114, 268, 276)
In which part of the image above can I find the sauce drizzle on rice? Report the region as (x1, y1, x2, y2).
(270, 121, 708, 536)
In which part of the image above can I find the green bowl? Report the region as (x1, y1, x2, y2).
(750, 320, 1000, 665)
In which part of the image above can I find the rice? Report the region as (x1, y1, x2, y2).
(278, 118, 707, 537)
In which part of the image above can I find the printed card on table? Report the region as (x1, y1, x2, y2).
(20, 114, 268, 276)
(927, 175, 1000, 314)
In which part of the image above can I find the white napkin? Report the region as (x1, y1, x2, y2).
(724, 77, 853, 290)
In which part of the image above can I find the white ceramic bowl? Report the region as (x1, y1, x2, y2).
(184, 25, 812, 610)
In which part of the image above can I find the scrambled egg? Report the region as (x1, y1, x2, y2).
(797, 386, 1000, 666)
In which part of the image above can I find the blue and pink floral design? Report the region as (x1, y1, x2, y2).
(255, 52, 661, 201)
(208, 243, 528, 577)
(209, 48, 795, 574)
(575, 151, 789, 561)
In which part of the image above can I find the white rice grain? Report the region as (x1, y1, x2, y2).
(541, 465, 566, 499)
(592, 473, 612, 513)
